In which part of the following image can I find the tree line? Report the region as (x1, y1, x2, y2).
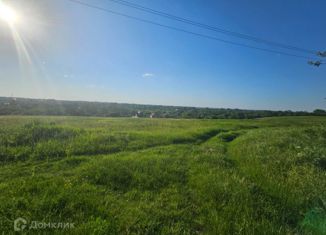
(0, 97, 325, 119)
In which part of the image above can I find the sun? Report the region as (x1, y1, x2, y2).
(0, 2, 18, 24)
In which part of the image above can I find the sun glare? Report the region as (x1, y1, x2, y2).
(0, 2, 18, 24)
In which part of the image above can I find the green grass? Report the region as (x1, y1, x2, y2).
(0, 116, 325, 234)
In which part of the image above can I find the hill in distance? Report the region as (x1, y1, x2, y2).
(0, 96, 325, 119)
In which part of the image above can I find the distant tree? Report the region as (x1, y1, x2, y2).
(313, 109, 326, 116)
(0, 97, 317, 119)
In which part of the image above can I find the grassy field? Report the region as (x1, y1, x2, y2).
(0, 116, 325, 234)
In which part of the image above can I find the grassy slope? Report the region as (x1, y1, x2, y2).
(0, 116, 325, 234)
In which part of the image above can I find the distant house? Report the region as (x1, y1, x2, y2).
(150, 113, 155, 118)
(132, 114, 139, 118)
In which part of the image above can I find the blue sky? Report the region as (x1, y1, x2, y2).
(0, 0, 325, 111)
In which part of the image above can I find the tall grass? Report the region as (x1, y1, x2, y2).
(0, 116, 325, 234)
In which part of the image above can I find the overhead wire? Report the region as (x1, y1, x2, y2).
(66, 0, 321, 61)
(107, 0, 318, 55)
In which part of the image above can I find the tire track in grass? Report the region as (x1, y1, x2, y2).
(225, 128, 320, 233)
(194, 129, 301, 233)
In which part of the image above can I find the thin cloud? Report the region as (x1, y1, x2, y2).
(142, 73, 154, 78)
(86, 84, 97, 88)
(63, 74, 75, 79)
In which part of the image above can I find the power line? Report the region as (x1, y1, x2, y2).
(107, 0, 318, 55)
(66, 0, 319, 61)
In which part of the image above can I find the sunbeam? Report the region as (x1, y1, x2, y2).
(0, 1, 18, 24)
(0, 1, 32, 65)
